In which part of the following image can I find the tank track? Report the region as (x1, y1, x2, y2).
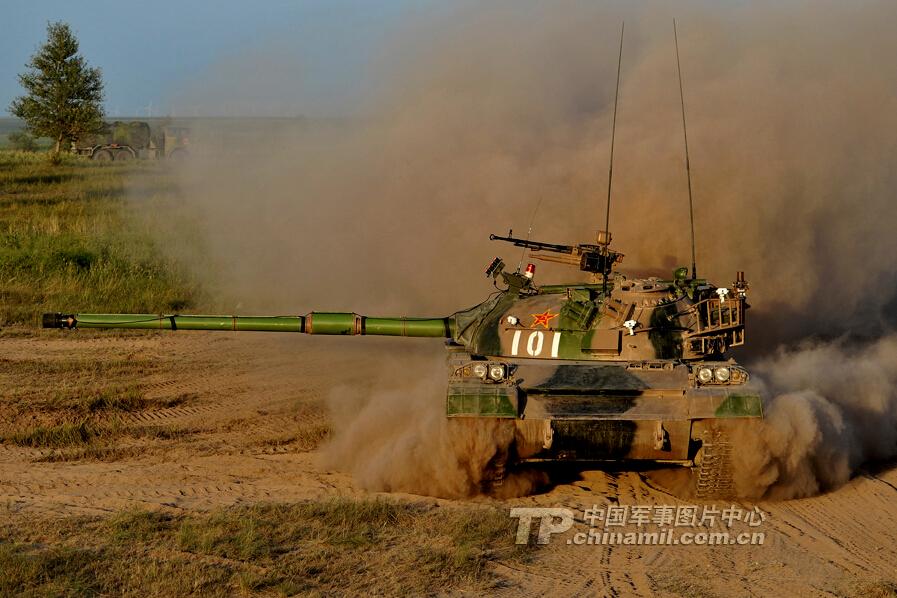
(480, 450, 508, 495)
(695, 428, 734, 499)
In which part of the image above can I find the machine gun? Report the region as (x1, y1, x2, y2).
(489, 230, 624, 277)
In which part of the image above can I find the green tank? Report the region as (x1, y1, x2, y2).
(42, 233, 759, 498)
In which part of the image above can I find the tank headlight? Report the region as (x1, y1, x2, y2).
(488, 364, 506, 381)
(696, 367, 713, 384)
(472, 364, 488, 379)
(714, 367, 730, 383)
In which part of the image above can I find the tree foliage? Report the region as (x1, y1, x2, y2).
(8, 131, 38, 152)
(9, 22, 105, 155)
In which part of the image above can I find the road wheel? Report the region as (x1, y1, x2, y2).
(114, 149, 133, 161)
(92, 149, 113, 162)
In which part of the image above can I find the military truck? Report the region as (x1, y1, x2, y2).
(71, 120, 189, 161)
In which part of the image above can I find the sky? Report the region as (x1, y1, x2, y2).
(1, 0, 431, 117)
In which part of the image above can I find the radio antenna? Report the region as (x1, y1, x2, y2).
(516, 195, 545, 273)
(603, 22, 624, 251)
(602, 22, 624, 294)
(674, 19, 697, 280)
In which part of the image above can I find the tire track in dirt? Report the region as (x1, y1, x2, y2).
(490, 463, 897, 597)
(0, 454, 341, 515)
(768, 478, 897, 582)
(0, 332, 344, 516)
(492, 471, 670, 597)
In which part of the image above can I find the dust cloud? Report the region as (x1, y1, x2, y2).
(320, 350, 543, 498)
(159, 2, 897, 498)
(731, 335, 897, 499)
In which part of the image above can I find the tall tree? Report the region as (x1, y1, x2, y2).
(10, 22, 105, 157)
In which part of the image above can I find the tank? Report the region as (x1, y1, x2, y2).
(42, 231, 759, 498)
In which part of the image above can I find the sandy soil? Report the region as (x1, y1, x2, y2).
(2, 331, 895, 596)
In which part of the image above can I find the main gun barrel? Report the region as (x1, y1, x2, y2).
(42, 312, 454, 338)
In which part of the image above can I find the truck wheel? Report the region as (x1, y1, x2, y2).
(168, 148, 188, 161)
(114, 149, 133, 161)
(92, 149, 113, 162)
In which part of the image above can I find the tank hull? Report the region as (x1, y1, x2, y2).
(446, 357, 761, 464)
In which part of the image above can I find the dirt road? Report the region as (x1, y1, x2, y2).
(2, 331, 895, 596)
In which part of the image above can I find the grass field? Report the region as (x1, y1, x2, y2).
(1, 499, 527, 596)
(0, 150, 207, 325)
(0, 349, 198, 462)
(0, 148, 533, 595)
(0, 119, 51, 151)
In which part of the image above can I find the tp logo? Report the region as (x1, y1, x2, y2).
(510, 508, 575, 544)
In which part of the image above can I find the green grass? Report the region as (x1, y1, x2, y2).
(0, 355, 187, 405)
(0, 354, 198, 460)
(0, 356, 188, 436)
(1, 420, 191, 447)
(0, 543, 100, 597)
(249, 422, 332, 451)
(0, 134, 52, 152)
(0, 349, 203, 461)
(0, 150, 207, 325)
(0, 499, 531, 596)
(59, 386, 149, 412)
(5, 420, 98, 448)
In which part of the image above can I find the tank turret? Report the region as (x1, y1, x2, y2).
(44, 248, 748, 365)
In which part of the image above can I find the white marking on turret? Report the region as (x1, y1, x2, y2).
(511, 329, 522, 356)
(551, 331, 561, 357)
(526, 331, 544, 356)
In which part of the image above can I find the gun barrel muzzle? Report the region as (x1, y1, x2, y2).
(42, 313, 76, 329)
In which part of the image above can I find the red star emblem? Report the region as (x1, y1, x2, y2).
(530, 309, 558, 329)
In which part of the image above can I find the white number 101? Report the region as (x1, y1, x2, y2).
(511, 330, 561, 358)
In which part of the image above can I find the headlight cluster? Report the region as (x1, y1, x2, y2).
(693, 364, 748, 385)
(460, 362, 509, 382)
